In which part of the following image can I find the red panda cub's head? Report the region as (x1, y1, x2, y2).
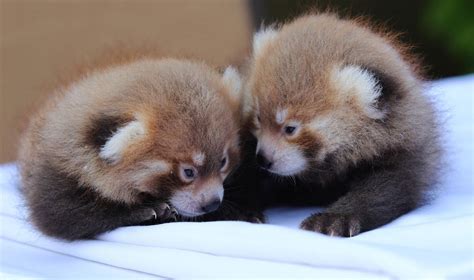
(246, 14, 422, 178)
(76, 59, 243, 217)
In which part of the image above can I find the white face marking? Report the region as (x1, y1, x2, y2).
(192, 152, 205, 166)
(99, 120, 145, 163)
(217, 186, 224, 201)
(257, 132, 307, 176)
(169, 179, 223, 217)
(331, 65, 385, 119)
(271, 146, 307, 176)
(275, 108, 288, 124)
(253, 27, 279, 57)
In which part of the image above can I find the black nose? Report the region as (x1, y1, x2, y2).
(256, 152, 273, 169)
(201, 199, 221, 213)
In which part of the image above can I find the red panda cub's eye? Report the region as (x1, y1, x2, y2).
(284, 126, 297, 135)
(184, 169, 195, 178)
(180, 165, 197, 183)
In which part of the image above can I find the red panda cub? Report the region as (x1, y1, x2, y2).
(18, 58, 244, 240)
(245, 14, 441, 237)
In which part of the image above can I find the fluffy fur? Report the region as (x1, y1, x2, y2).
(18, 57, 244, 240)
(240, 13, 441, 237)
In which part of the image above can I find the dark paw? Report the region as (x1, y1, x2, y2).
(135, 203, 179, 225)
(300, 213, 361, 237)
(152, 202, 179, 222)
(241, 210, 266, 224)
(132, 208, 159, 225)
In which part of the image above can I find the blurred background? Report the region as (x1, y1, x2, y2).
(1, 0, 473, 163)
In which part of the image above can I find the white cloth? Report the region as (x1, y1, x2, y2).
(1, 75, 473, 279)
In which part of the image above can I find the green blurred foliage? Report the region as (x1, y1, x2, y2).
(422, 0, 474, 72)
(252, 0, 474, 78)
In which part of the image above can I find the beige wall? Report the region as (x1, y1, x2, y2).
(0, 0, 252, 163)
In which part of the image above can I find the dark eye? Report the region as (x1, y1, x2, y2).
(180, 165, 198, 182)
(257, 114, 261, 122)
(220, 157, 227, 169)
(184, 168, 195, 179)
(284, 126, 296, 135)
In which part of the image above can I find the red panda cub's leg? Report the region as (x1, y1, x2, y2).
(22, 162, 178, 240)
(300, 151, 429, 237)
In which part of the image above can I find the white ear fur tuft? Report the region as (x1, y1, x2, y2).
(222, 66, 242, 103)
(331, 65, 385, 119)
(99, 120, 146, 163)
(253, 27, 278, 57)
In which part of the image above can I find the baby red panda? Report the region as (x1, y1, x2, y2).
(242, 14, 441, 237)
(18, 57, 244, 240)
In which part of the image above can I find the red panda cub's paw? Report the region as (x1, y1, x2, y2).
(300, 213, 361, 237)
(130, 208, 160, 225)
(152, 202, 179, 222)
(135, 202, 179, 225)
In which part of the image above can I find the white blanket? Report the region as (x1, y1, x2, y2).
(1, 75, 473, 279)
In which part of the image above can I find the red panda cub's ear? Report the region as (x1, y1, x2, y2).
(330, 65, 387, 120)
(99, 120, 146, 164)
(252, 27, 279, 58)
(222, 66, 242, 105)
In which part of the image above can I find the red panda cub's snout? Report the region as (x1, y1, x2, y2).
(245, 14, 441, 237)
(18, 58, 243, 240)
